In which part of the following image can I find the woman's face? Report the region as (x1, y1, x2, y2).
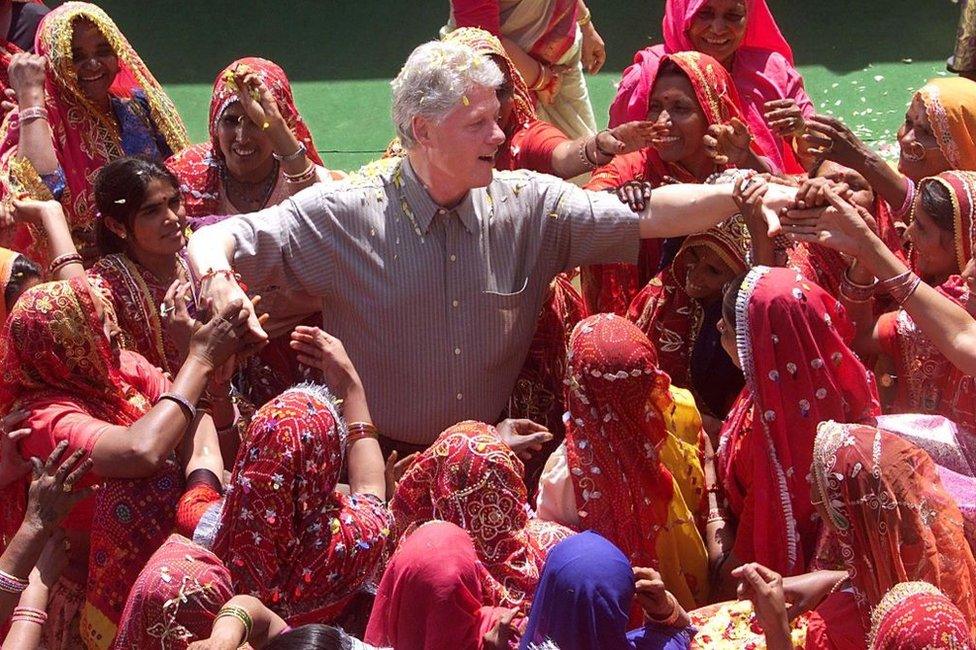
(489, 54, 515, 131)
(683, 245, 737, 301)
(647, 73, 708, 164)
(898, 95, 951, 180)
(717, 314, 740, 369)
(70, 19, 118, 104)
(904, 201, 958, 281)
(129, 178, 188, 257)
(216, 101, 276, 181)
(687, 0, 748, 66)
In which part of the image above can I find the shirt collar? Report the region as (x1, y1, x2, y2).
(400, 157, 480, 235)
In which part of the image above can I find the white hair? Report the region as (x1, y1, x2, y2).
(391, 40, 504, 149)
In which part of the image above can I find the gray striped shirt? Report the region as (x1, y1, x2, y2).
(211, 156, 639, 445)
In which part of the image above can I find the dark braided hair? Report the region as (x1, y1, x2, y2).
(4, 254, 41, 312)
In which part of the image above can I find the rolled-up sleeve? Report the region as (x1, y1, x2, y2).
(544, 181, 641, 273)
(202, 185, 336, 298)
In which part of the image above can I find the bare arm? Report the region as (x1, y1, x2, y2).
(782, 188, 976, 376)
(186, 594, 288, 650)
(90, 302, 249, 478)
(289, 326, 386, 500)
(550, 121, 661, 179)
(6, 54, 59, 175)
(1, 200, 84, 280)
(637, 181, 795, 240)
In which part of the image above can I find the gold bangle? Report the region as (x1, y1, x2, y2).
(577, 6, 592, 26)
(215, 605, 253, 641)
(347, 421, 379, 445)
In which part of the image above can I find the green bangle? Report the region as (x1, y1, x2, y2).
(215, 605, 253, 642)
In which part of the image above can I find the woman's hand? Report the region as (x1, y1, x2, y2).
(732, 563, 791, 645)
(633, 566, 671, 619)
(289, 326, 362, 398)
(780, 570, 847, 620)
(780, 186, 877, 258)
(0, 410, 32, 490)
(7, 53, 46, 107)
(23, 441, 95, 534)
(580, 21, 606, 74)
(792, 176, 851, 210)
(801, 115, 868, 169)
(0, 198, 64, 230)
(227, 66, 284, 134)
(482, 609, 517, 650)
(614, 180, 653, 213)
(161, 281, 199, 359)
(187, 298, 250, 372)
(763, 99, 805, 138)
(384, 450, 418, 501)
(600, 121, 665, 156)
(493, 419, 553, 461)
(704, 117, 753, 166)
(32, 527, 69, 591)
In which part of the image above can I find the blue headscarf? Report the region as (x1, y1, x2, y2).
(519, 532, 695, 650)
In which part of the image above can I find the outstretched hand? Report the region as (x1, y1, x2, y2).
(493, 419, 552, 461)
(780, 186, 877, 257)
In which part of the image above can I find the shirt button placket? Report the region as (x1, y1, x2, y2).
(446, 214, 463, 407)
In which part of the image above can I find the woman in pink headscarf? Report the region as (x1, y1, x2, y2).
(609, 0, 813, 174)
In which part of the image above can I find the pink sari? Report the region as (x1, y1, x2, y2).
(609, 0, 812, 173)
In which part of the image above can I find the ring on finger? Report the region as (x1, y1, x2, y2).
(160, 303, 175, 318)
(62, 482, 73, 493)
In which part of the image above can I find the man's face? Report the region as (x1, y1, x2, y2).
(418, 84, 506, 197)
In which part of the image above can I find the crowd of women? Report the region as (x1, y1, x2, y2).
(0, 0, 972, 648)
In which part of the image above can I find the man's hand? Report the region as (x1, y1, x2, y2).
(493, 419, 552, 461)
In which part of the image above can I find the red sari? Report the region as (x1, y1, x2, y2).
(390, 421, 573, 615)
(0, 277, 180, 647)
(808, 422, 976, 642)
(166, 56, 324, 220)
(0, 2, 188, 265)
(866, 582, 974, 650)
(582, 51, 762, 316)
(563, 315, 689, 594)
(878, 171, 976, 430)
(211, 384, 393, 626)
(87, 253, 192, 375)
(365, 521, 508, 650)
(717, 267, 880, 576)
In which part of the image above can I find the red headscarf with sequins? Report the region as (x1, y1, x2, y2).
(390, 421, 573, 615)
(868, 582, 974, 649)
(813, 423, 976, 637)
(717, 267, 880, 575)
(211, 383, 392, 626)
(563, 314, 674, 573)
(166, 57, 323, 218)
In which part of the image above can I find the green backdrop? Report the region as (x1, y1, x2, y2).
(84, 0, 961, 169)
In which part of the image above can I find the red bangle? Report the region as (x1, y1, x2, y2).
(199, 268, 249, 293)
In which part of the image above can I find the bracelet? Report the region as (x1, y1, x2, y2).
(11, 606, 47, 625)
(840, 266, 878, 303)
(158, 391, 197, 422)
(646, 592, 682, 627)
(47, 252, 84, 275)
(347, 421, 379, 445)
(875, 270, 913, 293)
(198, 268, 249, 293)
(894, 176, 916, 218)
(892, 274, 922, 306)
(215, 604, 253, 642)
(272, 141, 307, 163)
(18, 106, 48, 123)
(283, 162, 316, 184)
(577, 6, 592, 26)
(594, 130, 616, 158)
(0, 569, 29, 594)
(826, 573, 849, 596)
(706, 508, 727, 524)
(577, 139, 595, 169)
(529, 63, 551, 92)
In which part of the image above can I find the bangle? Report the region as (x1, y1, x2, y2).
(11, 606, 47, 625)
(646, 592, 681, 627)
(158, 391, 197, 422)
(706, 508, 727, 524)
(198, 268, 249, 293)
(215, 604, 253, 642)
(284, 162, 316, 184)
(0, 569, 29, 593)
(840, 266, 878, 303)
(273, 142, 307, 163)
(875, 270, 912, 293)
(530, 63, 551, 92)
(18, 106, 48, 123)
(892, 274, 922, 306)
(594, 129, 616, 158)
(894, 176, 916, 218)
(577, 6, 592, 26)
(347, 421, 379, 445)
(577, 139, 595, 169)
(47, 252, 83, 275)
(827, 574, 849, 596)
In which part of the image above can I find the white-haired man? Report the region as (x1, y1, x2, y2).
(187, 40, 792, 453)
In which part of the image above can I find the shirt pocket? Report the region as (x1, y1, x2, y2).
(481, 277, 529, 310)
